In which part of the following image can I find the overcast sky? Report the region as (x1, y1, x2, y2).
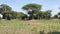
(0, 0, 60, 16)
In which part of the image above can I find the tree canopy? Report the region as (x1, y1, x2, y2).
(22, 3, 42, 11)
(0, 4, 12, 13)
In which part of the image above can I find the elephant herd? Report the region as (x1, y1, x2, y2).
(0, 13, 51, 20)
(0, 14, 12, 20)
(21, 14, 51, 20)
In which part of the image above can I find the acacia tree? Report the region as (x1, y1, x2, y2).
(57, 12, 60, 19)
(44, 10, 52, 19)
(17, 12, 25, 19)
(0, 4, 12, 13)
(54, 15, 58, 18)
(0, 4, 12, 19)
(36, 11, 43, 19)
(37, 10, 52, 19)
(58, 12, 60, 15)
(22, 3, 42, 19)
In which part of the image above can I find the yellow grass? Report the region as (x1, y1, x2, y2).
(0, 19, 60, 34)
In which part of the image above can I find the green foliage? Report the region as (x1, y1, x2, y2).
(17, 12, 24, 18)
(58, 12, 60, 15)
(0, 3, 53, 20)
(22, 3, 42, 19)
(44, 10, 52, 15)
(0, 4, 12, 11)
(11, 11, 17, 19)
(0, 4, 12, 14)
(54, 12, 60, 19)
(54, 15, 58, 18)
(0, 8, 3, 13)
(2, 10, 13, 14)
(37, 10, 52, 19)
(22, 3, 42, 11)
(38, 11, 44, 16)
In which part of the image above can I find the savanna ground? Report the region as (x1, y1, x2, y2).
(0, 19, 60, 34)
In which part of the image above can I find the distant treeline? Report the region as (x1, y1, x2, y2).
(0, 3, 60, 20)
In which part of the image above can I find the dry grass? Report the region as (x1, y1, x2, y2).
(0, 19, 60, 34)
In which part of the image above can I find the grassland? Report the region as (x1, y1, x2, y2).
(0, 19, 60, 34)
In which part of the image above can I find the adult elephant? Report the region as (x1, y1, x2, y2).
(5, 14, 12, 20)
(21, 14, 32, 20)
(0, 14, 3, 20)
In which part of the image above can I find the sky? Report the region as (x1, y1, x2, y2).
(0, 0, 60, 16)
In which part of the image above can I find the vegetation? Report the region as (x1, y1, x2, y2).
(54, 12, 60, 19)
(22, 3, 52, 20)
(0, 3, 60, 20)
(0, 3, 60, 34)
(0, 4, 12, 13)
(0, 19, 60, 34)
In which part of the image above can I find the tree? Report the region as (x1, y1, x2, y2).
(17, 12, 24, 19)
(0, 4, 12, 19)
(54, 15, 58, 18)
(57, 12, 60, 19)
(44, 10, 52, 19)
(58, 12, 60, 15)
(22, 3, 42, 11)
(0, 4, 12, 11)
(36, 11, 43, 19)
(54, 12, 60, 19)
(0, 8, 3, 13)
(22, 3, 42, 19)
